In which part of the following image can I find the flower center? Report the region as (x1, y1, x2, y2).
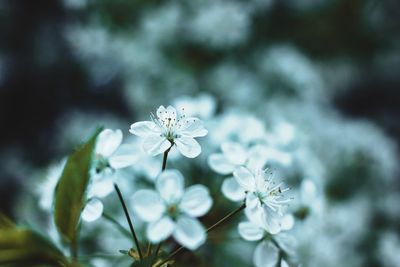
(167, 204, 180, 220)
(95, 154, 110, 173)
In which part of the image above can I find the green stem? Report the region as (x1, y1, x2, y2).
(161, 146, 171, 171)
(155, 203, 246, 267)
(114, 183, 143, 260)
(102, 212, 131, 238)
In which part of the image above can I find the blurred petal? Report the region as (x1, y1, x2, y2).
(180, 185, 213, 217)
(147, 216, 175, 243)
(173, 216, 206, 250)
(109, 144, 140, 169)
(238, 221, 264, 241)
(281, 260, 289, 267)
(129, 121, 159, 137)
(263, 206, 282, 235)
(221, 142, 247, 165)
(89, 177, 114, 198)
(156, 170, 185, 203)
(221, 177, 245, 201)
(281, 214, 295, 231)
(143, 135, 171, 156)
(253, 241, 279, 267)
(175, 136, 201, 158)
(82, 199, 103, 223)
(208, 154, 235, 175)
(275, 233, 297, 257)
(131, 189, 165, 222)
(233, 166, 255, 191)
(96, 129, 123, 157)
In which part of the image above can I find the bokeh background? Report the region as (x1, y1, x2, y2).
(1, 0, 400, 266)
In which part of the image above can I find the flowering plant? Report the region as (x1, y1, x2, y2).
(0, 104, 297, 267)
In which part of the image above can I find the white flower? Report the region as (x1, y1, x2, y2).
(208, 142, 269, 175)
(129, 105, 208, 158)
(234, 167, 291, 234)
(131, 169, 213, 250)
(238, 220, 295, 267)
(173, 94, 216, 119)
(82, 129, 138, 223)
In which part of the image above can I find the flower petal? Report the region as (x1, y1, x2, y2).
(221, 142, 247, 165)
(180, 185, 213, 217)
(262, 205, 282, 235)
(178, 118, 208, 137)
(156, 170, 185, 203)
(238, 221, 264, 241)
(281, 260, 289, 267)
(129, 121, 159, 137)
(88, 177, 114, 198)
(96, 129, 123, 157)
(131, 189, 165, 222)
(109, 144, 140, 169)
(173, 216, 206, 250)
(221, 177, 245, 201)
(208, 154, 236, 175)
(157, 105, 177, 122)
(82, 198, 103, 223)
(233, 166, 255, 191)
(147, 216, 175, 243)
(175, 136, 201, 158)
(253, 241, 279, 267)
(143, 135, 172, 156)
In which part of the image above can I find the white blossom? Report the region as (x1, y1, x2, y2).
(130, 105, 208, 158)
(131, 169, 212, 250)
(234, 167, 291, 234)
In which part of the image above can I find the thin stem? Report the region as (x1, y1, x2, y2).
(102, 212, 131, 238)
(155, 203, 246, 267)
(114, 183, 143, 260)
(205, 203, 246, 233)
(161, 146, 171, 171)
(70, 238, 77, 263)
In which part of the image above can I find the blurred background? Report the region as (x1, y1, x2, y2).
(1, 0, 400, 266)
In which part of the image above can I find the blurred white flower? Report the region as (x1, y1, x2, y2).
(37, 159, 66, 211)
(234, 167, 291, 234)
(130, 105, 208, 158)
(188, 2, 251, 48)
(131, 169, 212, 249)
(378, 231, 400, 267)
(82, 129, 138, 223)
(173, 94, 216, 119)
(238, 220, 295, 267)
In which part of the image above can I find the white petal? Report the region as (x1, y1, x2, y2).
(143, 135, 172, 156)
(82, 199, 103, 223)
(221, 142, 247, 165)
(263, 206, 282, 235)
(275, 233, 296, 257)
(281, 260, 289, 267)
(173, 216, 206, 250)
(129, 121, 159, 137)
(89, 177, 114, 198)
(221, 177, 245, 201)
(156, 170, 185, 203)
(233, 166, 255, 191)
(109, 144, 140, 169)
(96, 129, 123, 157)
(147, 216, 175, 243)
(178, 118, 208, 137)
(131, 189, 165, 222)
(238, 221, 264, 241)
(157, 105, 177, 122)
(253, 241, 279, 267)
(208, 154, 236, 175)
(246, 145, 269, 170)
(281, 214, 295, 231)
(180, 185, 213, 217)
(175, 136, 201, 158)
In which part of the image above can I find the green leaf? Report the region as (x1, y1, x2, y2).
(0, 228, 68, 266)
(0, 214, 15, 229)
(54, 127, 102, 245)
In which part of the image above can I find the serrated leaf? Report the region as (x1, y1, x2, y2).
(0, 228, 68, 266)
(54, 127, 102, 245)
